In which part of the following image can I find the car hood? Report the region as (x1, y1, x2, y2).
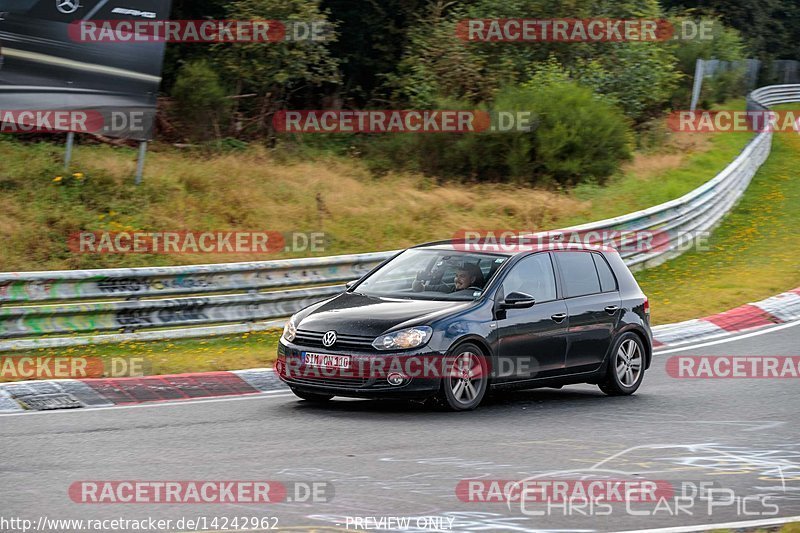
(296, 292, 470, 337)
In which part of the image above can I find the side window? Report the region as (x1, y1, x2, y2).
(593, 254, 618, 292)
(501, 254, 557, 303)
(556, 252, 601, 298)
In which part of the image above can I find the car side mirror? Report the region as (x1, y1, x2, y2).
(502, 291, 536, 309)
(345, 280, 357, 290)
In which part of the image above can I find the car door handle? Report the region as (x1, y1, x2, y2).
(551, 313, 568, 323)
(604, 305, 619, 314)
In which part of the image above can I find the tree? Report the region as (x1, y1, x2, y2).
(212, 0, 341, 136)
(661, 0, 798, 59)
(162, 0, 228, 92)
(320, 0, 426, 106)
(389, 0, 681, 123)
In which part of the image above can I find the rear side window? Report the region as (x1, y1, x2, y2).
(501, 253, 557, 303)
(593, 254, 618, 292)
(556, 252, 601, 298)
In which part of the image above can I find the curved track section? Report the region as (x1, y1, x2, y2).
(1, 324, 798, 532)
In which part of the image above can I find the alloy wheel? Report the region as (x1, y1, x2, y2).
(615, 339, 643, 387)
(448, 351, 485, 405)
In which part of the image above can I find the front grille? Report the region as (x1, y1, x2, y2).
(291, 376, 371, 388)
(294, 329, 375, 351)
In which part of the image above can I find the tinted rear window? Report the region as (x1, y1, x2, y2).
(556, 252, 601, 298)
(593, 254, 618, 292)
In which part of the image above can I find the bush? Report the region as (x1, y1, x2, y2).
(171, 60, 230, 141)
(373, 83, 632, 187)
(706, 69, 749, 105)
(535, 85, 630, 185)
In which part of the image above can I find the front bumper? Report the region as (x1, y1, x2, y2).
(276, 339, 446, 398)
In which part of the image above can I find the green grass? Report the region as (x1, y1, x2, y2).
(636, 124, 800, 324)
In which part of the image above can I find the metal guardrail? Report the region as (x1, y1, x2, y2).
(1, 84, 799, 351)
(748, 84, 800, 110)
(0, 252, 395, 303)
(0, 253, 396, 347)
(562, 131, 770, 270)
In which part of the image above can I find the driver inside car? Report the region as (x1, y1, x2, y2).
(412, 263, 485, 293)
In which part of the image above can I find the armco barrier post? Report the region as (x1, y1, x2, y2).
(64, 132, 75, 170)
(135, 141, 148, 186)
(690, 58, 705, 112)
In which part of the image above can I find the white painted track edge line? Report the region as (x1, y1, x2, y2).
(654, 319, 800, 354)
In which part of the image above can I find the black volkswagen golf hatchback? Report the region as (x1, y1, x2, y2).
(277, 241, 652, 410)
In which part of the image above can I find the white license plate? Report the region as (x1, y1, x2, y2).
(304, 352, 351, 369)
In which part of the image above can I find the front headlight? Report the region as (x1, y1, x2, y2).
(372, 326, 433, 351)
(282, 316, 298, 343)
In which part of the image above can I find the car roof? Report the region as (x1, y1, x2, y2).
(411, 238, 619, 255)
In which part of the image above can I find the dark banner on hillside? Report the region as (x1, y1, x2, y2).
(0, 0, 171, 140)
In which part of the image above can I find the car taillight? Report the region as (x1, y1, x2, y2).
(643, 297, 650, 315)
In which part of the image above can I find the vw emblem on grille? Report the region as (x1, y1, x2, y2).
(322, 330, 337, 347)
(56, 0, 81, 14)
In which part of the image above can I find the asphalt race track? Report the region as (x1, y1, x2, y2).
(1, 323, 799, 533)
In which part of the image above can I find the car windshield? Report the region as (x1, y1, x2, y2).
(353, 249, 508, 301)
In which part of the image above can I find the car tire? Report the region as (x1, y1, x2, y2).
(291, 388, 333, 403)
(599, 332, 646, 396)
(435, 342, 489, 411)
